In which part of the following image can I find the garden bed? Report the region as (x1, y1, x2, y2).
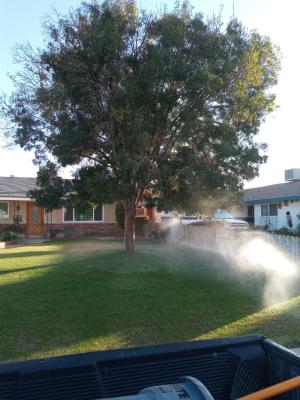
(0, 240, 18, 249)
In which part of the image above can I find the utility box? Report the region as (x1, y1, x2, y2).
(285, 168, 300, 181)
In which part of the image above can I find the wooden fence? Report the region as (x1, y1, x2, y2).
(270, 233, 300, 260)
(181, 224, 300, 261)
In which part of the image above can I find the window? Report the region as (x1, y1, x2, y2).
(261, 205, 269, 216)
(261, 204, 278, 217)
(64, 207, 73, 222)
(75, 208, 93, 222)
(64, 205, 103, 222)
(269, 204, 278, 216)
(0, 202, 9, 219)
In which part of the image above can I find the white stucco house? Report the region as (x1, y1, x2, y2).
(243, 169, 300, 231)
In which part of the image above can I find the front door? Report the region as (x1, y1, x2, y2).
(26, 203, 44, 236)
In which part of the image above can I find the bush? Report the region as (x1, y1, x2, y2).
(295, 223, 300, 237)
(2, 224, 23, 234)
(0, 230, 20, 242)
(84, 231, 112, 238)
(274, 227, 295, 236)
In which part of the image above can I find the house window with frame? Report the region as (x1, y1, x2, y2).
(261, 203, 278, 217)
(64, 205, 103, 222)
(269, 203, 278, 216)
(0, 202, 9, 219)
(261, 205, 268, 217)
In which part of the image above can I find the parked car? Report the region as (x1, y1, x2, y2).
(160, 215, 181, 226)
(213, 209, 249, 229)
(180, 215, 203, 225)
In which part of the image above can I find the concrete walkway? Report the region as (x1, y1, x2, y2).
(20, 238, 50, 245)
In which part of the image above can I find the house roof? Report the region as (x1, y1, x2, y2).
(0, 176, 37, 199)
(244, 180, 300, 204)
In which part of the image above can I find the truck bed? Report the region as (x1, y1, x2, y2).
(1, 334, 300, 400)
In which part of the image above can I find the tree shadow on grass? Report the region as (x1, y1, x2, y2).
(1, 242, 299, 363)
(0, 250, 63, 260)
(0, 264, 56, 275)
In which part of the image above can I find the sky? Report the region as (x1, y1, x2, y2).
(0, 0, 299, 188)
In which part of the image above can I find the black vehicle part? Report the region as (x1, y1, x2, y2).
(10, 334, 300, 400)
(103, 376, 214, 400)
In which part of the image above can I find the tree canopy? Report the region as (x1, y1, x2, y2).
(1, 0, 280, 250)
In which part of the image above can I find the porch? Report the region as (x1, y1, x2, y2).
(0, 199, 45, 237)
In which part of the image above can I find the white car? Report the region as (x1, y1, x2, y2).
(213, 210, 249, 230)
(180, 216, 202, 225)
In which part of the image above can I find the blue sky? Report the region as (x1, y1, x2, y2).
(1, 0, 299, 188)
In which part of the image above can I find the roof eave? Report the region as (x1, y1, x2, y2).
(243, 195, 300, 205)
(0, 197, 33, 201)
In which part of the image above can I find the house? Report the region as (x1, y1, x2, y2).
(0, 176, 122, 237)
(243, 169, 300, 231)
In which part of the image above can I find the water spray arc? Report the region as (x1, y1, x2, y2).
(181, 225, 299, 307)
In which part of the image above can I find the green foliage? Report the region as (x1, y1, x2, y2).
(115, 202, 125, 230)
(2, 224, 23, 234)
(1, 0, 280, 247)
(28, 162, 71, 212)
(0, 230, 20, 242)
(275, 227, 295, 236)
(83, 231, 113, 238)
(295, 223, 300, 237)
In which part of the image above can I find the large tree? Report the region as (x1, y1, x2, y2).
(1, 1, 279, 251)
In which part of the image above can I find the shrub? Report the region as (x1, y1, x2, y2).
(0, 230, 20, 242)
(295, 223, 300, 237)
(84, 231, 112, 238)
(274, 227, 295, 236)
(2, 224, 23, 234)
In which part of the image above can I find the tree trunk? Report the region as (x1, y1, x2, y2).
(124, 200, 136, 252)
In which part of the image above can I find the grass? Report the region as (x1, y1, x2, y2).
(1, 239, 300, 363)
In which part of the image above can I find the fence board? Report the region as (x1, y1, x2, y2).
(181, 225, 300, 261)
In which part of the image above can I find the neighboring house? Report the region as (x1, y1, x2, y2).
(243, 169, 300, 230)
(0, 176, 122, 237)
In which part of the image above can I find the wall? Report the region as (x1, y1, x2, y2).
(43, 203, 120, 238)
(254, 200, 300, 230)
(104, 203, 117, 223)
(0, 200, 28, 225)
(0, 201, 119, 238)
(48, 223, 123, 238)
(46, 203, 117, 224)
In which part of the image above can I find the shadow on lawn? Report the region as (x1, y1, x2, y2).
(0, 250, 62, 259)
(0, 250, 63, 261)
(1, 242, 300, 362)
(0, 264, 55, 275)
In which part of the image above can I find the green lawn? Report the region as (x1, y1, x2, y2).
(1, 240, 300, 363)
